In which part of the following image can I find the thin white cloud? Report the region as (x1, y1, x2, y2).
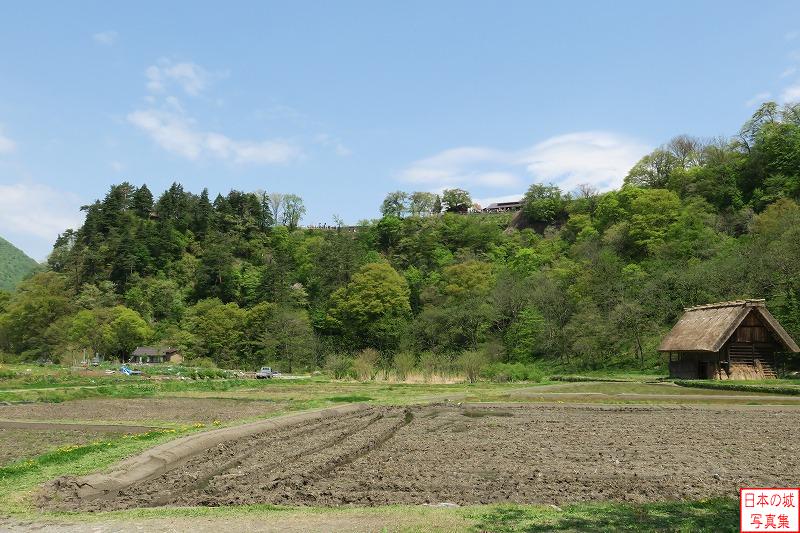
(314, 134, 351, 156)
(780, 67, 797, 79)
(746, 92, 772, 107)
(781, 82, 800, 103)
(128, 109, 300, 164)
(520, 132, 651, 191)
(92, 30, 118, 45)
(400, 132, 649, 193)
(0, 127, 15, 154)
(400, 147, 523, 189)
(786, 30, 799, 42)
(0, 183, 84, 259)
(130, 58, 301, 165)
(146, 59, 212, 96)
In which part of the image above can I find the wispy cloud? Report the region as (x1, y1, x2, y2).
(781, 82, 800, 103)
(145, 59, 213, 96)
(0, 183, 84, 260)
(746, 92, 772, 107)
(315, 134, 351, 156)
(0, 126, 15, 154)
(520, 132, 651, 191)
(400, 147, 523, 189)
(399, 132, 649, 193)
(780, 67, 797, 79)
(92, 30, 118, 46)
(786, 30, 799, 42)
(128, 109, 300, 164)
(130, 59, 301, 165)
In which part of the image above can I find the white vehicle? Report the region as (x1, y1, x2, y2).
(255, 367, 275, 379)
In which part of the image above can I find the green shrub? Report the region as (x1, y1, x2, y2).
(481, 362, 545, 382)
(418, 351, 437, 380)
(353, 348, 380, 381)
(459, 350, 487, 383)
(393, 352, 416, 381)
(551, 374, 633, 383)
(189, 357, 217, 369)
(675, 380, 800, 395)
(325, 353, 353, 380)
(326, 395, 373, 403)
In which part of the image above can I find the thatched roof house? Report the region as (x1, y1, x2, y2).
(659, 299, 799, 379)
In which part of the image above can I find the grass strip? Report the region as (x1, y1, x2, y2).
(0, 428, 191, 514)
(466, 498, 738, 532)
(15, 499, 739, 532)
(675, 380, 800, 395)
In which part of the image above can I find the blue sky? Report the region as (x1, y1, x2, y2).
(0, 1, 799, 259)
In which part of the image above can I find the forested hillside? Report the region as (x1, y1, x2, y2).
(0, 102, 798, 374)
(0, 236, 39, 292)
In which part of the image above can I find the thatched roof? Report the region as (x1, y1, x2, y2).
(658, 299, 800, 353)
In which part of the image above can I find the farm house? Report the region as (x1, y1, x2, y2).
(130, 346, 183, 365)
(658, 299, 799, 379)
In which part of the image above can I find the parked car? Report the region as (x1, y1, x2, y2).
(120, 365, 142, 376)
(255, 367, 275, 379)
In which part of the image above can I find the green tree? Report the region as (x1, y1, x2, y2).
(0, 272, 73, 356)
(504, 307, 547, 362)
(131, 184, 154, 218)
(258, 307, 314, 372)
(327, 262, 411, 349)
(69, 309, 107, 356)
(184, 298, 246, 368)
(523, 184, 565, 222)
(441, 188, 472, 213)
(102, 306, 152, 360)
(409, 191, 437, 217)
(624, 149, 680, 188)
(281, 194, 306, 230)
(625, 188, 682, 254)
(381, 191, 409, 218)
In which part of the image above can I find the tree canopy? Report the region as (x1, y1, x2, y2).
(1, 102, 799, 373)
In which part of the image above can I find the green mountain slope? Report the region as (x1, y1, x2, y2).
(0, 236, 40, 291)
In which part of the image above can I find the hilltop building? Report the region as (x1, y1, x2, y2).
(482, 200, 523, 213)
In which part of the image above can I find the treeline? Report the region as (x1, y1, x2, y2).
(0, 102, 799, 375)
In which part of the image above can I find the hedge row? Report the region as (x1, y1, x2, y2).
(674, 380, 800, 396)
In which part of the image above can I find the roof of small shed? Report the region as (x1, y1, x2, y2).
(657, 299, 800, 353)
(131, 346, 179, 356)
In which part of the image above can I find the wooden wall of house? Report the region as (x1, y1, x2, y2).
(668, 352, 721, 379)
(728, 310, 780, 364)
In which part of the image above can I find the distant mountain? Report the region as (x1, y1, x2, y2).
(0, 236, 40, 291)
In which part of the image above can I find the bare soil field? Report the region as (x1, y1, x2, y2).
(0, 397, 283, 425)
(0, 427, 127, 466)
(43, 403, 800, 511)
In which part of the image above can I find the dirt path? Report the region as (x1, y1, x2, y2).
(41, 403, 800, 511)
